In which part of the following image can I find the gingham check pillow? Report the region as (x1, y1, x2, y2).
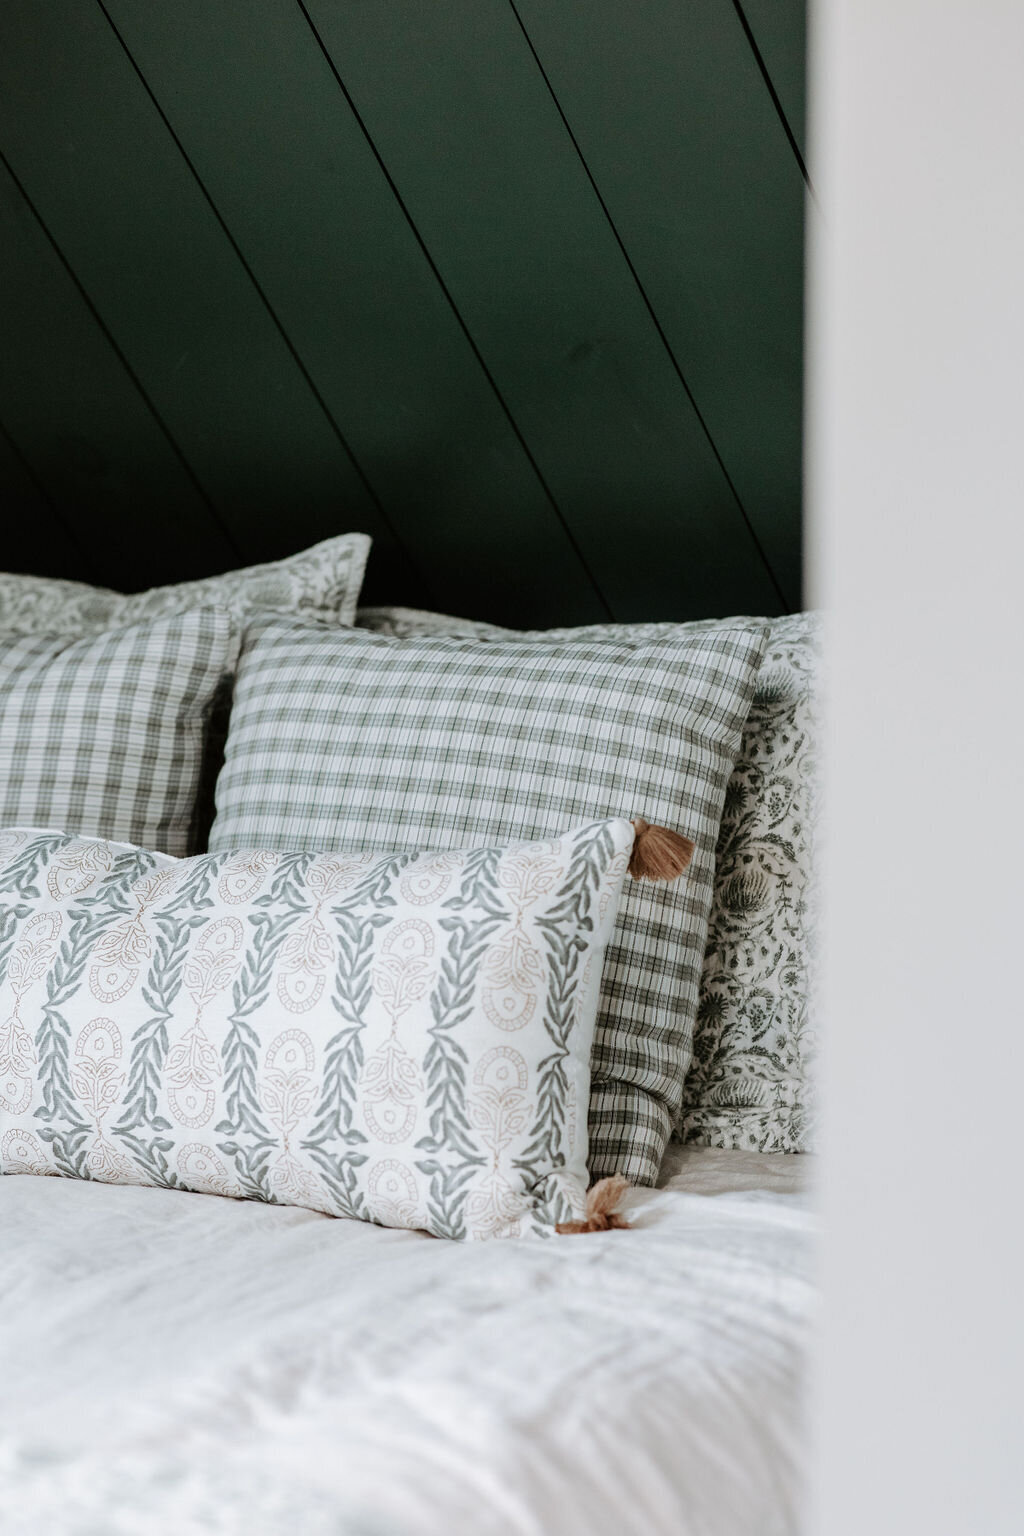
(209, 616, 767, 1183)
(0, 609, 232, 856)
(0, 536, 372, 854)
(360, 605, 823, 1155)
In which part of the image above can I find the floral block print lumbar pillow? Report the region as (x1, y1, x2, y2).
(0, 610, 232, 858)
(208, 617, 767, 1186)
(0, 819, 687, 1238)
(0, 535, 371, 639)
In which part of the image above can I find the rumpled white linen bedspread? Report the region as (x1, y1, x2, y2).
(0, 1148, 814, 1536)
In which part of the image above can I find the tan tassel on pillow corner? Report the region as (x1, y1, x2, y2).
(628, 818, 695, 882)
(556, 1175, 632, 1235)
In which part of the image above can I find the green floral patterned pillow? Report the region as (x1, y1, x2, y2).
(0, 818, 657, 1240)
(0, 535, 371, 638)
(681, 613, 820, 1152)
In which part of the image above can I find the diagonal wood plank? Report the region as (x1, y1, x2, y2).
(99, 0, 607, 626)
(0, 153, 238, 589)
(302, 0, 784, 621)
(0, 419, 88, 579)
(735, 0, 808, 171)
(0, 0, 403, 580)
(513, 0, 804, 609)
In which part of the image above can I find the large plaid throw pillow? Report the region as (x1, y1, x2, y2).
(359, 606, 823, 1155)
(0, 610, 232, 856)
(209, 617, 767, 1183)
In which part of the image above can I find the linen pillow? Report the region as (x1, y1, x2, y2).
(0, 535, 371, 855)
(0, 610, 231, 857)
(209, 617, 767, 1184)
(359, 606, 823, 1154)
(358, 605, 509, 640)
(682, 612, 821, 1152)
(0, 534, 371, 638)
(0, 819, 641, 1239)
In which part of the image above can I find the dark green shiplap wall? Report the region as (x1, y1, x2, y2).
(0, 0, 806, 626)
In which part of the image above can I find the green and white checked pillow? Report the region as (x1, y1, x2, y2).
(0, 535, 371, 640)
(0, 536, 372, 854)
(0, 818, 635, 1240)
(0, 610, 231, 856)
(210, 616, 767, 1183)
(359, 605, 822, 1155)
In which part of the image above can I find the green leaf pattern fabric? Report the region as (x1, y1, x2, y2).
(0, 535, 371, 638)
(0, 818, 633, 1240)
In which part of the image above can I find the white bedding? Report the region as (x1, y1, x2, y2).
(0, 1149, 814, 1536)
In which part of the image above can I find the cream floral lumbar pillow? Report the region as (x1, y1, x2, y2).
(0, 819, 684, 1239)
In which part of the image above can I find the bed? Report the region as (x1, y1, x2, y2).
(0, 1145, 813, 1536)
(0, 548, 820, 1534)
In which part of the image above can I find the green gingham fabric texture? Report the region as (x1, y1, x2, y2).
(0, 536, 372, 855)
(209, 616, 768, 1183)
(359, 606, 824, 1157)
(0, 609, 232, 856)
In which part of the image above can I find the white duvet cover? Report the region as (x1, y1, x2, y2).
(0, 1148, 814, 1536)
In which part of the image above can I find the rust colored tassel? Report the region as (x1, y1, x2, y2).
(628, 818, 695, 882)
(556, 1175, 632, 1235)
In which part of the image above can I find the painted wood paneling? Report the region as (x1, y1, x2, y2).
(513, 0, 805, 606)
(0, 0, 805, 623)
(0, 153, 237, 589)
(303, 0, 784, 621)
(98, 0, 606, 626)
(0, 421, 86, 578)
(0, 0, 405, 581)
(736, 0, 808, 168)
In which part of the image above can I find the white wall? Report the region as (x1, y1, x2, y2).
(807, 2, 1024, 1532)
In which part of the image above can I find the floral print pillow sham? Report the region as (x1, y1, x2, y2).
(681, 613, 821, 1153)
(0, 817, 684, 1239)
(0, 534, 371, 638)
